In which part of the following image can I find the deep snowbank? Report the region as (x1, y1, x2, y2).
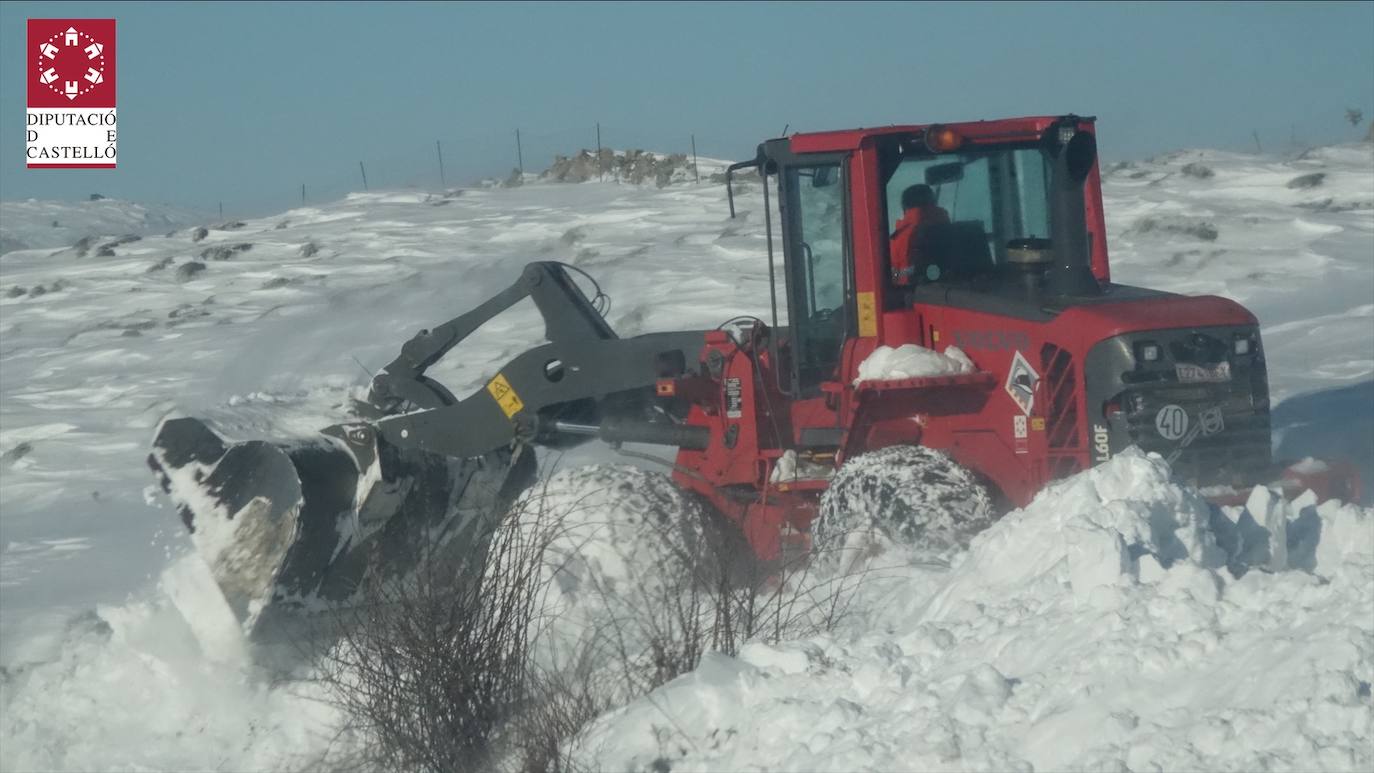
(4, 451, 1367, 772)
(571, 450, 1374, 772)
(0, 555, 347, 771)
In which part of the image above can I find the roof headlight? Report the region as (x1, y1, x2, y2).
(924, 125, 964, 153)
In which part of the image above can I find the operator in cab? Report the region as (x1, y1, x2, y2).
(889, 184, 950, 285)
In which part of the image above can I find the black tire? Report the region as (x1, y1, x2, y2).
(515, 464, 715, 590)
(815, 445, 995, 557)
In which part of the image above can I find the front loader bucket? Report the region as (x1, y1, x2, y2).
(149, 417, 535, 637)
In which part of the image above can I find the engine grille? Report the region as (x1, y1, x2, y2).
(1086, 325, 1272, 489)
(1120, 383, 1271, 487)
(1041, 343, 1084, 480)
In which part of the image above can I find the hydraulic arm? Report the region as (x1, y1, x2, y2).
(362, 261, 708, 458)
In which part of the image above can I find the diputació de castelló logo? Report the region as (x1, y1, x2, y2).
(26, 18, 117, 169)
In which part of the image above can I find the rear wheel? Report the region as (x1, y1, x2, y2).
(814, 445, 995, 560)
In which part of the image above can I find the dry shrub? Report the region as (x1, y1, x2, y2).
(309, 464, 871, 772)
(311, 491, 554, 772)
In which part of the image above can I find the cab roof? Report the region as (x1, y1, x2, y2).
(787, 114, 1097, 154)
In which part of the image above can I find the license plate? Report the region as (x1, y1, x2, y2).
(1176, 361, 1231, 383)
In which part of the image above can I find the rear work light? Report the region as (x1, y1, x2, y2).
(1103, 398, 1123, 421)
(1234, 336, 1252, 355)
(1135, 341, 1161, 363)
(1103, 393, 1145, 421)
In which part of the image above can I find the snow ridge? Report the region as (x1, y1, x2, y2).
(573, 450, 1374, 773)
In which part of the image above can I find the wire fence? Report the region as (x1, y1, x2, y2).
(213, 124, 753, 220)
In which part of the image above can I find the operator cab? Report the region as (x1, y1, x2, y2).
(725, 116, 1105, 397)
(875, 129, 1102, 307)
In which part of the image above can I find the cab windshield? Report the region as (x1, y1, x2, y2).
(885, 145, 1053, 279)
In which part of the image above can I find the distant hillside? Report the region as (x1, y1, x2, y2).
(486, 148, 733, 188)
(0, 198, 204, 257)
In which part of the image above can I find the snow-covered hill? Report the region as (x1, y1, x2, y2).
(0, 143, 1370, 771)
(538, 148, 731, 186)
(0, 198, 204, 258)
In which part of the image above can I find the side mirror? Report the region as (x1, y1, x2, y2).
(925, 161, 964, 186)
(1065, 132, 1097, 183)
(724, 157, 761, 219)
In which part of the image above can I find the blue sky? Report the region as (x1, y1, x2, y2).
(2, 1, 1372, 216)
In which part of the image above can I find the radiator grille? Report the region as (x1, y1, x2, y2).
(1041, 343, 1083, 480)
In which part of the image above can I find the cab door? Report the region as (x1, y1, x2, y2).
(778, 157, 853, 397)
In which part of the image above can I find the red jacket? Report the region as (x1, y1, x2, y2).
(890, 205, 950, 284)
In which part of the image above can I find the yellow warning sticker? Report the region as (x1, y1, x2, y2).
(486, 373, 525, 419)
(857, 291, 877, 337)
(1031, 417, 1046, 432)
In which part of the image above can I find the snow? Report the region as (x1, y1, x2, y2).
(0, 198, 203, 256)
(506, 464, 717, 702)
(571, 450, 1374, 773)
(1, 142, 1372, 770)
(853, 343, 976, 384)
(769, 449, 835, 483)
(0, 555, 346, 772)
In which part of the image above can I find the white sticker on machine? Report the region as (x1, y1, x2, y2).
(1199, 406, 1225, 436)
(1155, 404, 1189, 441)
(724, 377, 743, 419)
(1004, 350, 1039, 416)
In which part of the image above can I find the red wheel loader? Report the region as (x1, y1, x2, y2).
(148, 115, 1360, 634)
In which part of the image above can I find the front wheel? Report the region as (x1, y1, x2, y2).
(814, 445, 995, 559)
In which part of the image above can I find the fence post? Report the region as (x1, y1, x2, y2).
(218, 201, 223, 219)
(359, 161, 369, 191)
(597, 122, 603, 182)
(691, 133, 699, 183)
(436, 139, 446, 187)
(515, 128, 524, 175)
(301, 183, 305, 204)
